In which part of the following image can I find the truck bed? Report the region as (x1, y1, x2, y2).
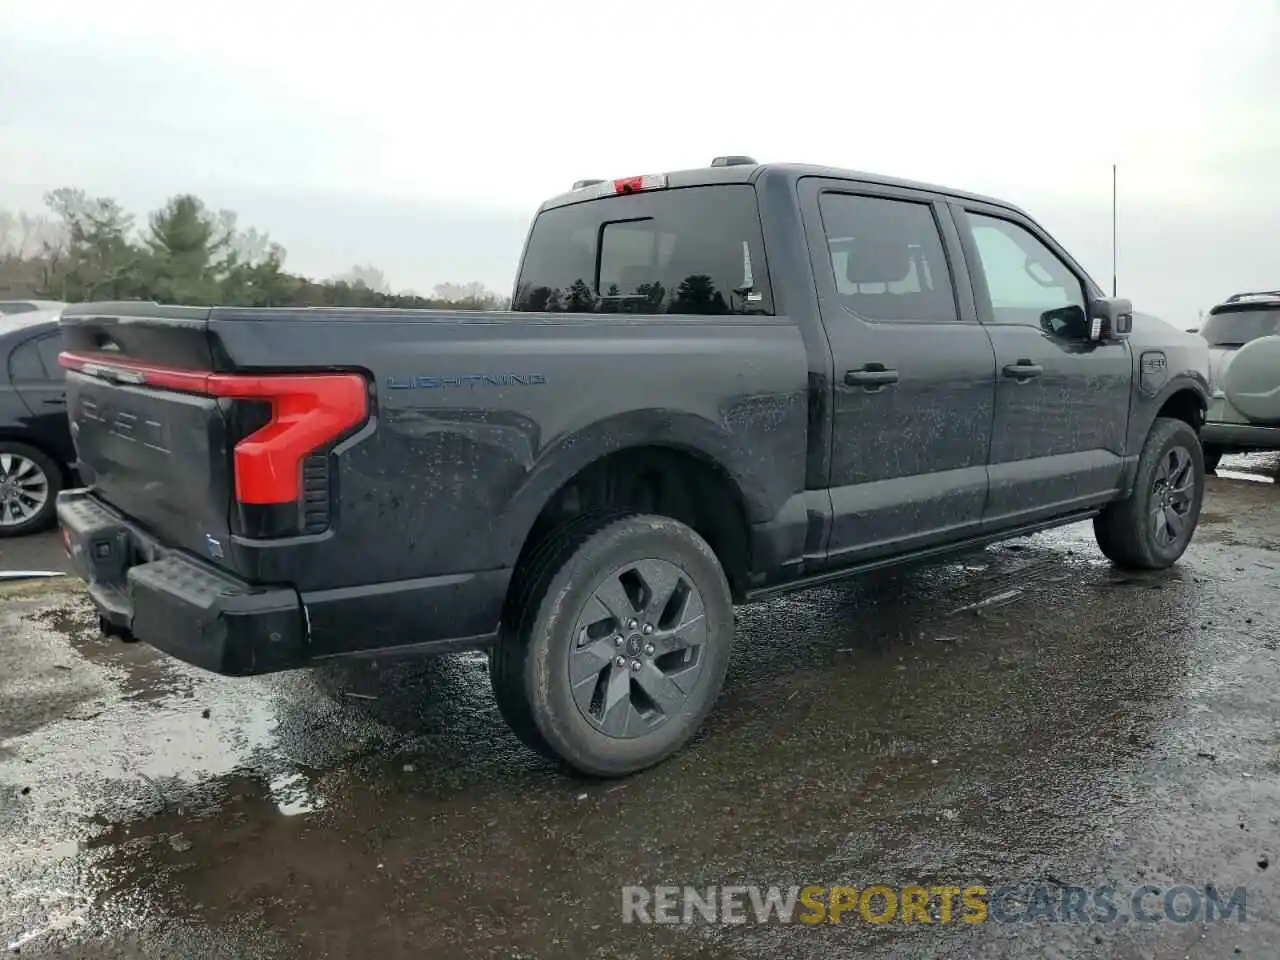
(58, 301, 811, 657)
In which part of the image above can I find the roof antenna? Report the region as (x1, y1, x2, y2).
(1111, 163, 1118, 297)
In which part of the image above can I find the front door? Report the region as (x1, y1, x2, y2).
(951, 203, 1133, 529)
(800, 181, 997, 564)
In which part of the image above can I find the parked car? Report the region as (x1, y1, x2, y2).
(56, 159, 1211, 776)
(0, 299, 67, 316)
(0, 309, 74, 536)
(1199, 291, 1280, 471)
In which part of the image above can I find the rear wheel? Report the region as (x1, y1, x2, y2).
(0, 442, 60, 537)
(489, 513, 733, 777)
(1093, 417, 1204, 569)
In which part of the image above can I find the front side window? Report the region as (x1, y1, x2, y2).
(965, 213, 1087, 335)
(818, 193, 958, 322)
(513, 185, 771, 315)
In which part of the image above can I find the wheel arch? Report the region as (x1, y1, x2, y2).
(498, 412, 773, 600)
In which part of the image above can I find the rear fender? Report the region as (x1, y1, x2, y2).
(489, 407, 788, 569)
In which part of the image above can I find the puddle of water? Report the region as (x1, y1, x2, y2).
(267, 771, 325, 817)
(1215, 468, 1275, 484)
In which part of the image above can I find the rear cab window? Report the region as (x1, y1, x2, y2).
(514, 185, 772, 315)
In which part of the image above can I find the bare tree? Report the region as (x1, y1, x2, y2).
(332, 264, 390, 293)
(0, 208, 69, 260)
(432, 281, 501, 304)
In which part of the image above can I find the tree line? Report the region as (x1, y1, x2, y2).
(0, 189, 508, 310)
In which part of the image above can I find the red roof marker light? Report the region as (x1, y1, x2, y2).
(613, 173, 668, 195)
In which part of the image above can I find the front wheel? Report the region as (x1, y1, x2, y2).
(489, 513, 734, 777)
(1093, 417, 1205, 569)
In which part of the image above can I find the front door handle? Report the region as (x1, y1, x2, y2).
(845, 364, 899, 389)
(1002, 360, 1044, 381)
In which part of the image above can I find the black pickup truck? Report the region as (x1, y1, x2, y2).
(56, 158, 1210, 776)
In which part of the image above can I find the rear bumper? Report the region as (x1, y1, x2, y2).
(57, 489, 509, 676)
(57, 489, 306, 675)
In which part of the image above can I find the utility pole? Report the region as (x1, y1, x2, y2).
(1111, 163, 1118, 297)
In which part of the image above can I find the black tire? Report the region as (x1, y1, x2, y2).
(0, 441, 61, 538)
(1202, 444, 1223, 474)
(1093, 417, 1204, 569)
(489, 512, 734, 777)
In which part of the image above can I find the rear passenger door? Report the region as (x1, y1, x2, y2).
(951, 203, 1132, 528)
(800, 180, 998, 564)
(9, 332, 74, 462)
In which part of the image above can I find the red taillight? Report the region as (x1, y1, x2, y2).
(60, 352, 368, 505)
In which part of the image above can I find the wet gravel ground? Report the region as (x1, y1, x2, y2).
(2, 456, 1279, 958)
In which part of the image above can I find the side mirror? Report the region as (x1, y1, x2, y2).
(1089, 297, 1133, 341)
(1040, 304, 1090, 340)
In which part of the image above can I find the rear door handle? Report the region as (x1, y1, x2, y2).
(845, 364, 899, 389)
(1002, 361, 1043, 380)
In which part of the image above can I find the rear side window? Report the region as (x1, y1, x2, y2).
(7, 339, 47, 382)
(35, 335, 65, 381)
(514, 185, 771, 315)
(818, 193, 957, 322)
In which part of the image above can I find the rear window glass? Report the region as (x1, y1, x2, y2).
(7, 340, 47, 382)
(1201, 305, 1280, 346)
(514, 185, 771, 315)
(35, 334, 65, 381)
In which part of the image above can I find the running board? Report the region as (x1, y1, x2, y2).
(743, 510, 1100, 602)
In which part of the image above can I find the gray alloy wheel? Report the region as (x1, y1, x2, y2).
(1093, 417, 1204, 569)
(0, 443, 60, 537)
(568, 557, 709, 739)
(489, 512, 733, 777)
(1149, 445, 1196, 550)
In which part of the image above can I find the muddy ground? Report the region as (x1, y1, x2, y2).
(2, 458, 1278, 958)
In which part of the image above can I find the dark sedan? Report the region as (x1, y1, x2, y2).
(0, 309, 74, 536)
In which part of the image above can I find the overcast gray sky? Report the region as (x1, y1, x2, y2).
(2, 0, 1277, 321)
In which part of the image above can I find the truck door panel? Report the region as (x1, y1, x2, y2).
(951, 203, 1133, 528)
(799, 180, 997, 563)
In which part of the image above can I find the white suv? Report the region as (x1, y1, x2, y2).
(1200, 291, 1280, 471)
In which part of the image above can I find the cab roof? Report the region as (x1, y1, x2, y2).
(539, 161, 1025, 216)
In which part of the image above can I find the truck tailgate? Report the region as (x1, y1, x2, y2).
(70, 376, 237, 559)
(59, 304, 238, 563)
